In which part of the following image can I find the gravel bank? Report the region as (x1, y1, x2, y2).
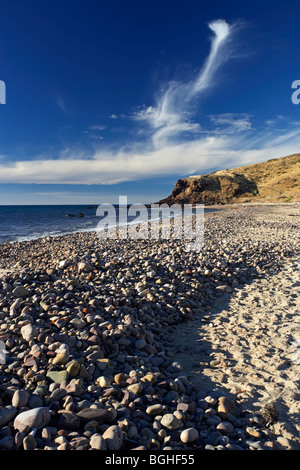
(0, 204, 298, 450)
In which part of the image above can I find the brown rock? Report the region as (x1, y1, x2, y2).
(217, 396, 237, 419)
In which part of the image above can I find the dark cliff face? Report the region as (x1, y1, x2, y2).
(159, 173, 258, 205)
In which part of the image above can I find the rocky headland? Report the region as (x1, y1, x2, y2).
(158, 153, 300, 206)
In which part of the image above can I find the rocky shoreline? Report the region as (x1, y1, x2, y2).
(0, 204, 299, 451)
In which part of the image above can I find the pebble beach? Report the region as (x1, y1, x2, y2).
(0, 204, 299, 451)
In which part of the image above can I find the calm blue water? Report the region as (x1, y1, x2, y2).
(0, 205, 216, 244)
(0, 205, 101, 243)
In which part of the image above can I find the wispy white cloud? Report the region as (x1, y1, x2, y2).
(2, 19, 299, 188)
(54, 94, 70, 114)
(0, 123, 299, 184)
(82, 125, 106, 140)
(132, 19, 235, 147)
(88, 125, 107, 131)
(209, 113, 252, 133)
(34, 191, 73, 196)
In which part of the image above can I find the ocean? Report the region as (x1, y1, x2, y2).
(0, 204, 216, 244)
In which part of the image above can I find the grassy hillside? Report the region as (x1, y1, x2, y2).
(210, 153, 300, 203)
(173, 153, 300, 204)
(159, 153, 300, 205)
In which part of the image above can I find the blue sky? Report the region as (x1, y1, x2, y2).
(1, 0, 300, 204)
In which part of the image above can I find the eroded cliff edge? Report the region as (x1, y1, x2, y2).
(158, 153, 300, 205)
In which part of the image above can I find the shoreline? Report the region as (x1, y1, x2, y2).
(0, 204, 299, 450)
(0, 201, 298, 246)
(0, 205, 220, 246)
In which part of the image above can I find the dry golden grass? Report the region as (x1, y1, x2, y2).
(213, 153, 300, 203)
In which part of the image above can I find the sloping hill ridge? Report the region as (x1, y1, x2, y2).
(159, 153, 300, 205)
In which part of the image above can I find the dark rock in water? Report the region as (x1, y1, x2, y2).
(66, 212, 84, 217)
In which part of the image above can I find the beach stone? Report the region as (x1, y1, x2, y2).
(160, 413, 181, 430)
(127, 382, 144, 395)
(78, 364, 89, 379)
(2, 282, 12, 293)
(10, 298, 22, 311)
(0, 435, 15, 450)
(180, 428, 199, 443)
(164, 390, 180, 404)
(0, 406, 17, 426)
(167, 362, 183, 373)
(70, 318, 86, 329)
(66, 361, 81, 377)
(69, 436, 89, 450)
(20, 324, 37, 342)
(77, 408, 113, 423)
(90, 433, 107, 450)
(78, 262, 93, 273)
(102, 425, 123, 450)
(114, 373, 127, 385)
(12, 390, 30, 408)
(46, 370, 69, 384)
(28, 394, 44, 409)
(246, 427, 261, 439)
(66, 379, 84, 396)
(12, 286, 30, 298)
(96, 358, 110, 370)
(146, 404, 164, 416)
(97, 376, 112, 388)
(58, 412, 81, 431)
(150, 357, 164, 367)
(216, 421, 235, 434)
(217, 396, 237, 419)
(215, 285, 232, 294)
(23, 435, 37, 450)
(15, 431, 26, 449)
(135, 339, 146, 350)
(86, 350, 104, 361)
(53, 351, 69, 366)
(177, 402, 195, 413)
(13, 407, 51, 432)
(48, 388, 67, 403)
(127, 425, 138, 439)
(246, 440, 264, 450)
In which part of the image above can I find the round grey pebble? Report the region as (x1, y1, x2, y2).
(102, 425, 123, 450)
(216, 421, 235, 434)
(12, 390, 30, 408)
(180, 428, 199, 443)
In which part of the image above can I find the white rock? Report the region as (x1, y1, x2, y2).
(13, 407, 51, 432)
(180, 428, 199, 443)
(20, 323, 37, 342)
